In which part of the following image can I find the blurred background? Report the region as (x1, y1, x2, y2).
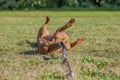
(0, 0, 120, 11)
(0, 0, 120, 80)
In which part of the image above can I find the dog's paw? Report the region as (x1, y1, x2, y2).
(46, 16, 51, 21)
(69, 18, 75, 23)
(76, 37, 86, 43)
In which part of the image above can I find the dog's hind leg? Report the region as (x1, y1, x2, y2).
(53, 19, 75, 43)
(37, 16, 51, 44)
(37, 16, 51, 38)
(55, 18, 75, 33)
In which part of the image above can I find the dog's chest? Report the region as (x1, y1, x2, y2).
(56, 32, 68, 38)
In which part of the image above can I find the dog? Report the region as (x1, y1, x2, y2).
(36, 16, 86, 54)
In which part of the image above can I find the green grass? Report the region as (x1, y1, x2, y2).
(0, 11, 120, 80)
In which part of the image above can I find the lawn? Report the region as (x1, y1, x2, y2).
(0, 11, 120, 80)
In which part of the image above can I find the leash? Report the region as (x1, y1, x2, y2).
(60, 42, 74, 78)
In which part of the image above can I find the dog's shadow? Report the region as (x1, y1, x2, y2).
(17, 40, 37, 55)
(17, 40, 60, 60)
(20, 50, 37, 55)
(20, 50, 60, 60)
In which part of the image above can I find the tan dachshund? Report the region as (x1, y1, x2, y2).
(37, 16, 86, 54)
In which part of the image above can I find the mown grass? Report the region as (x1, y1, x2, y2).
(0, 11, 120, 80)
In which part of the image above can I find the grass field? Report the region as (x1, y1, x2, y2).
(0, 11, 120, 80)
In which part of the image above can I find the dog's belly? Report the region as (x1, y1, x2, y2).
(44, 32, 69, 42)
(43, 34, 53, 41)
(38, 32, 69, 54)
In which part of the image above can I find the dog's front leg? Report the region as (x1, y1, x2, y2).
(70, 37, 86, 48)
